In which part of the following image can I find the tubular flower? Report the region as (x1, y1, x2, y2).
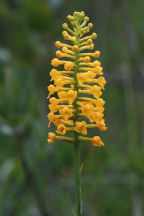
(75, 121, 87, 135)
(92, 136, 104, 146)
(47, 11, 107, 145)
(48, 132, 56, 143)
(56, 124, 66, 135)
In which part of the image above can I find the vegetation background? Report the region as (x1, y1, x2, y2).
(0, 0, 144, 215)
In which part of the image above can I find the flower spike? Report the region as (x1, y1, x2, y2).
(47, 11, 107, 146)
(47, 11, 107, 216)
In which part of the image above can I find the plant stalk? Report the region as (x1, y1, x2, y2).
(73, 13, 83, 216)
(73, 140, 82, 216)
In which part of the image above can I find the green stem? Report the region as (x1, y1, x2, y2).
(73, 13, 83, 216)
(73, 140, 82, 216)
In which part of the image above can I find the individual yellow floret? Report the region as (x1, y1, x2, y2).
(95, 66, 103, 74)
(47, 85, 56, 98)
(81, 103, 94, 115)
(96, 119, 107, 131)
(47, 112, 55, 122)
(62, 31, 75, 41)
(51, 58, 61, 67)
(62, 47, 69, 53)
(86, 71, 96, 79)
(59, 107, 74, 120)
(95, 98, 105, 107)
(67, 90, 77, 101)
(48, 132, 56, 143)
(62, 23, 68, 29)
(54, 117, 61, 126)
(49, 104, 58, 113)
(88, 23, 93, 29)
(56, 51, 62, 58)
(94, 111, 103, 120)
(64, 62, 74, 71)
(67, 15, 73, 21)
(91, 33, 97, 39)
(94, 51, 100, 58)
(50, 68, 59, 77)
(88, 44, 94, 50)
(58, 91, 68, 99)
(75, 121, 87, 135)
(56, 124, 66, 135)
(91, 136, 104, 146)
(93, 60, 101, 67)
(47, 112, 56, 127)
(55, 41, 61, 48)
(49, 97, 58, 105)
(96, 77, 107, 88)
(72, 45, 78, 52)
(94, 106, 104, 113)
(89, 85, 102, 98)
(84, 56, 91, 63)
(87, 39, 93, 45)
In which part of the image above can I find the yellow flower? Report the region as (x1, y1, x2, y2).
(54, 117, 61, 126)
(49, 97, 58, 105)
(48, 132, 56, 143)
(54, 77, 72, 89)
(58, 91, 67, 99)
(94, 51, 100, 58)
(51, 58, 61, 67)
(92, 136, 104, 146)
(56, 50, 62, 58)
(89, 85, 102, 98)
(93, 60, 101, 66)
(87, 112, 95, 123)
(84, 56, 91, 63)
(56, 124, 66, 135)
(94, 107, 104, 113)
(50, 69, 61, 81)
(59, 107, 74, 120)
(72, 45, 78, 52)
(81, 103, 94, 115)
(67, 90, 77, 103)
(54, 77, 64, 88)
(47, 85, 56, 98)
(49, 97, 59, 113)
(95, 98, 105, 107)
(47, 112, 55, 127)
(96, 119, 107, 131)
(95, 66, 103, 75)
(86, 71, 96, 79)
(87, 110, 103, 123)
(75, 121, 87, 135)
(94, 111, 103, 120)
(96, 77, 107, 88)
(55, 41, 61, 48)
(64, 62, 74, 71)
(49, 104, 58, 113)
(77, 73, 87, 84)
(58, 90, 77, 104)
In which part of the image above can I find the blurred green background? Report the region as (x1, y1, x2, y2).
(0, 0, 144, 215)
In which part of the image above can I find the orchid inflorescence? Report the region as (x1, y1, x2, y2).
(47, 11, 107, 146)
(47, 11, 107, 216)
